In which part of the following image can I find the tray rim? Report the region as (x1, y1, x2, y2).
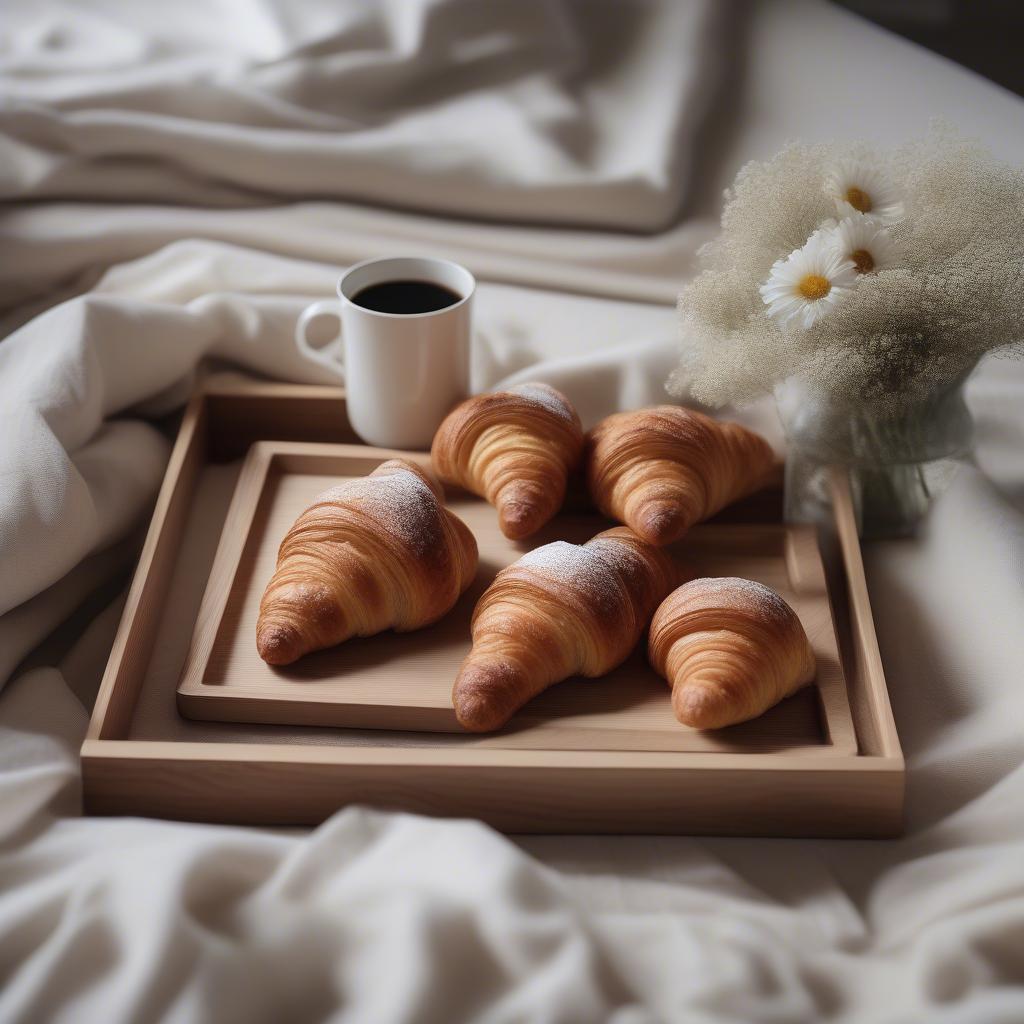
(81, 375, 905, 836)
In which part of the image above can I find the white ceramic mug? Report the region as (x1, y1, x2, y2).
(295, 256, 474, 449)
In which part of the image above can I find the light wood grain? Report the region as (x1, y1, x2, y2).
(81, 739, 903, 836)
(829, 468, 904, 761)
(177, 441, 857, 756)
(81, 374, 905, 836)
(88, 390, 208, 741)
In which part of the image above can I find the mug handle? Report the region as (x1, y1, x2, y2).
(295, 299, 344, 378)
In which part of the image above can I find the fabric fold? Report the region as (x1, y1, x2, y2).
(0, 0, 725, 230)
(3, 2, 1024, 1022)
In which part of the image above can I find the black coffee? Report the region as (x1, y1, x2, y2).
(352, 279, 461, 314)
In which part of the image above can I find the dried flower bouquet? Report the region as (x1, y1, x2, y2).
(670, 125, 1024, 535)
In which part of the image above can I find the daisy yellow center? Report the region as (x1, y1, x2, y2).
(798, 274, 831, 301)
(850, 248, 875, 274)
(845, 186, 872, 213)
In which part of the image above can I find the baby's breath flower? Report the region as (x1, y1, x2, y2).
(670, 127, 1024, 413)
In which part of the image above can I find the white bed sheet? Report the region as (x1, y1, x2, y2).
(2, 2, 1024, 1022)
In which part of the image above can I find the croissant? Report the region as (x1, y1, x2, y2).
(431, 382, 584, 540)
(256, 459, 478, 666)
(586, 406, 776, 546)
(452, 527, 677, 731)
(648, 578, 816, 729)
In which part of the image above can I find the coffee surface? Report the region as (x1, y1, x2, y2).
(352, 280, 461, 314)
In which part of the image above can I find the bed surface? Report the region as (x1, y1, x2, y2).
(1, 2, 1023, 1021)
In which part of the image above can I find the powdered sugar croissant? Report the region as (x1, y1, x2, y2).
(431, 383, 584, 540)
(256, 459, 478, 666)
(452, 527, 677, 731)
(586, 406, 776, 546)
(648, 578, 816, 729)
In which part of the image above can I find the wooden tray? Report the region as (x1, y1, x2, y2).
(81, 376, 905, 836)
(177, 441, 857, 758)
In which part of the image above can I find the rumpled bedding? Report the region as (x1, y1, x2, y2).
(0, 0, 722, 229)
(2, 1, 1024, 1022)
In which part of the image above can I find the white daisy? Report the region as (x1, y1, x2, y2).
(759, 233, 857, 330)
(828, 215, 898, 275)
(825, 160, 904, 223)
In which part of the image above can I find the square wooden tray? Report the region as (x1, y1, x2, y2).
(81, 376, 905, 836)
(177, 441, 857, 758)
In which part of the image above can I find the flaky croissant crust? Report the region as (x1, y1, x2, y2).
(586, 406, 776, 546)
(431, 383, 584, 540)
(256, 459, 478, 666)
(648, 577, 816, 729)
(452, 526, 677, 731)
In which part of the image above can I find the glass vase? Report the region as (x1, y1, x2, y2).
(775, 373, 975, 539)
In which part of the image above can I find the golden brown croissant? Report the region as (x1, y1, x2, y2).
(648, 578, 816, 729)
(586, 406, 776, 546)
(452, 527, 677, 731)
(431, 382, 584, 540)
(256, 459, 478, 666)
